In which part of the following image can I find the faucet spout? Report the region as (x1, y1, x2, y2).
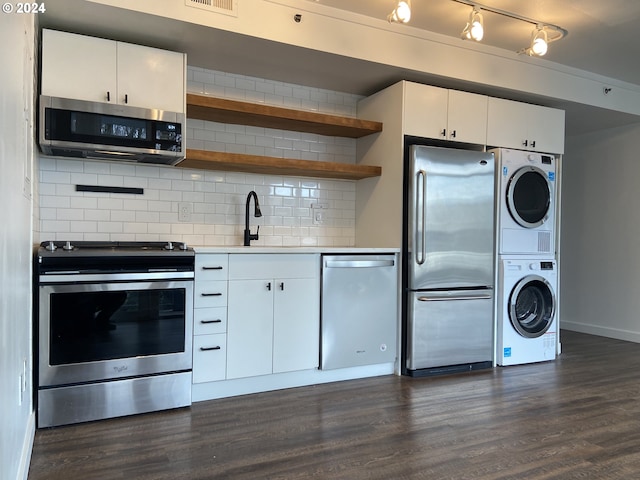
(244, 191, 262, 246)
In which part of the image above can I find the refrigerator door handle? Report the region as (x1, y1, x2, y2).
(417, 293, 493, 302)
(415, 169, 426, 265)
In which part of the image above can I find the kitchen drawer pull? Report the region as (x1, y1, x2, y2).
(200, 319, 222, 324)
(199, 346, 221, 351)
(201, 292, 223, 297)
(202, 266, 224, 270)
(279, 282, 284, 291)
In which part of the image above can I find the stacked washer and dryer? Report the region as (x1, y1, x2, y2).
(491, 148, 559, 366)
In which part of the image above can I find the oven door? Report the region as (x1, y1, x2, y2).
(38, 279, 193, 387)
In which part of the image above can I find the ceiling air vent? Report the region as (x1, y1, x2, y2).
(184, 0, 238, 17)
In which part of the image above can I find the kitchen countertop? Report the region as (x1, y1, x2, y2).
(192, 246, 400, 254)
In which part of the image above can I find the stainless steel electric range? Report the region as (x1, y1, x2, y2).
(35, 241, 195, 428)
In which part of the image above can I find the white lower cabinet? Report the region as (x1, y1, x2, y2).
(193, 254, 229, 384)
(227, 279, 274, 379)
(272, 277, 319, 373)
(227, 254, 320, 380)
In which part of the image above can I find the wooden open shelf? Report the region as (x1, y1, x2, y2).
(186, 93, 383, 138)
(177, 149, 382, 180)
(183, 94, 384, 179)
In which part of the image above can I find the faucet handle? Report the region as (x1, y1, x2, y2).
(250, 225, 260, 242)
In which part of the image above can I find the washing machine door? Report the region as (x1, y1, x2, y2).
(508, 274, 555, 338)
(506, 166, 551, 228)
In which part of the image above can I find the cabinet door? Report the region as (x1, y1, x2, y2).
(403, 83, 448, 139)
(486, 97, 527, 150)
(227, 279, 274, 379)
(273, 278, 319, 373)
(117, 42, 185, 112)
(526, 104, 565, 154)
(447, 90, 488, 145)
(41, 29, 116, 103)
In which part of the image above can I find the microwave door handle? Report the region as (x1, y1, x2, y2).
(415, 169, 426, 266)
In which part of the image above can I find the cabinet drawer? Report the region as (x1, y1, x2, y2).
(229, 254, 319, 280)
(194, 307, 227, 335)
(195, 254, 229, 281)
(195, 280, 228, 308)
(193, 334, 227, 384)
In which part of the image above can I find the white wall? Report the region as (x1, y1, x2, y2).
(561, 122, 640, 341)
(37, 67, 359, 247)
(0, 13, 36, 480)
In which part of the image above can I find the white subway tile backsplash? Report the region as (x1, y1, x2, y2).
(70, 221, 97, 233)
(36, 67, 359, 246)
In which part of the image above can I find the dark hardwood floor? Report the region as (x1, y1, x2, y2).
(29, 330, 640, 479)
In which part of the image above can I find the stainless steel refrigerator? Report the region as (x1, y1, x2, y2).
(405, 145, 495, 375)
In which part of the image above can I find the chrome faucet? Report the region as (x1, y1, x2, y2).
(244, 191, 262, 246)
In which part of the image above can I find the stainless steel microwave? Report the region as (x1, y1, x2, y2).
(39, 95, 185, 165)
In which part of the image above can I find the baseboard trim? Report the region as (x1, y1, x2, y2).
(562, 321, 640, 343)
(18, 411, 35, 480)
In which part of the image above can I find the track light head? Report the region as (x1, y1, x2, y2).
(523, 26, 549, 56)
(461, 8, 484, 41)
(388, 0, 411, 24)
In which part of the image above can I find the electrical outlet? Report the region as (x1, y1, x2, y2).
(178, 202, 192, 222)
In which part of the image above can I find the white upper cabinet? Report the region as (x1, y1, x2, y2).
(446, 90, 488, 145)
(486, 97, 565, 154)
(403, 83, 448, 139)
(41, 29, 116, 104)
(116, 42, 186, 112)
(403, 82, 488, 145)
(41, 29, 186, 113)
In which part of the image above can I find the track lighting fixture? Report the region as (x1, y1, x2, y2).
(461, 8, 484, 41)
(385, 0, 567, 57)
(387, 0, 411, 24)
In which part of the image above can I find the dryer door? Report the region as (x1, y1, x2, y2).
(506, 166, 551, 228)
(508, 274, 555, 338)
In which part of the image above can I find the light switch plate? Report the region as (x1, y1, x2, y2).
(311, 203, 328, 225)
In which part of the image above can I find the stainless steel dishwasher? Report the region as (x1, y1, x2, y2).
(320, 254, 398, 370)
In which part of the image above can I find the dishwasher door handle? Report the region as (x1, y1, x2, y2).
(417, 293, 492, 302)
(324, 259, 395, 268)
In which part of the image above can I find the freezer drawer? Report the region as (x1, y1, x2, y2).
(406, 289, 493, 371)
(321, 255, 398, 370)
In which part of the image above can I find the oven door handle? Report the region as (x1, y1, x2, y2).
(39, 271, 194, 283)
